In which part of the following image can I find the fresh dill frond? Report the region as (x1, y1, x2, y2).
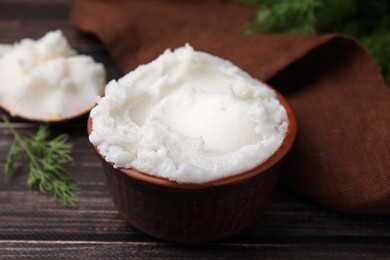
(3, 116, 78, 207)
(248, 0, 321, 34)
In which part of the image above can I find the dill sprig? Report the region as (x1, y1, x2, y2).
(3, 116, 78, 207)
(236, 0, 390, 85)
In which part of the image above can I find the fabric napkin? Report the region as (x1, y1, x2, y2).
(71, 0, 390, 214)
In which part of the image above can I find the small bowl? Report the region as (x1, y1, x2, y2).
(87, 87, 297, 243)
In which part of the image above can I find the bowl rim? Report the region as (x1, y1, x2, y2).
(87, 85, 297, 191)
(1, 99, 96, 123)
(0, 87, 106, 123)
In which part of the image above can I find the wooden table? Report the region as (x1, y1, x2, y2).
(1, 1, 389, 258)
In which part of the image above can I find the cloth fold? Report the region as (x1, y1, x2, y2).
(71, 0, 390, 214)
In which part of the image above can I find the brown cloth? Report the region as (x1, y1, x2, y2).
(71, 0, 390, 214)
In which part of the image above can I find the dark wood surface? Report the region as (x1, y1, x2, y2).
(1, 0, 389, 259)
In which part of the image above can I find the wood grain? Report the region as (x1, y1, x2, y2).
(0, 0, 389, 258)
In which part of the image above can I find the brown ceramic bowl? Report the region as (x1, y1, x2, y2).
(87, 88, 297, 243)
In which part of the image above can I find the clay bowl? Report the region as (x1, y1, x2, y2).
(87, 88, 297, 243)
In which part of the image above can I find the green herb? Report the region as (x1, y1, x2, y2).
(3, 116, 78, 207)
(235, 0, 390, 85)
